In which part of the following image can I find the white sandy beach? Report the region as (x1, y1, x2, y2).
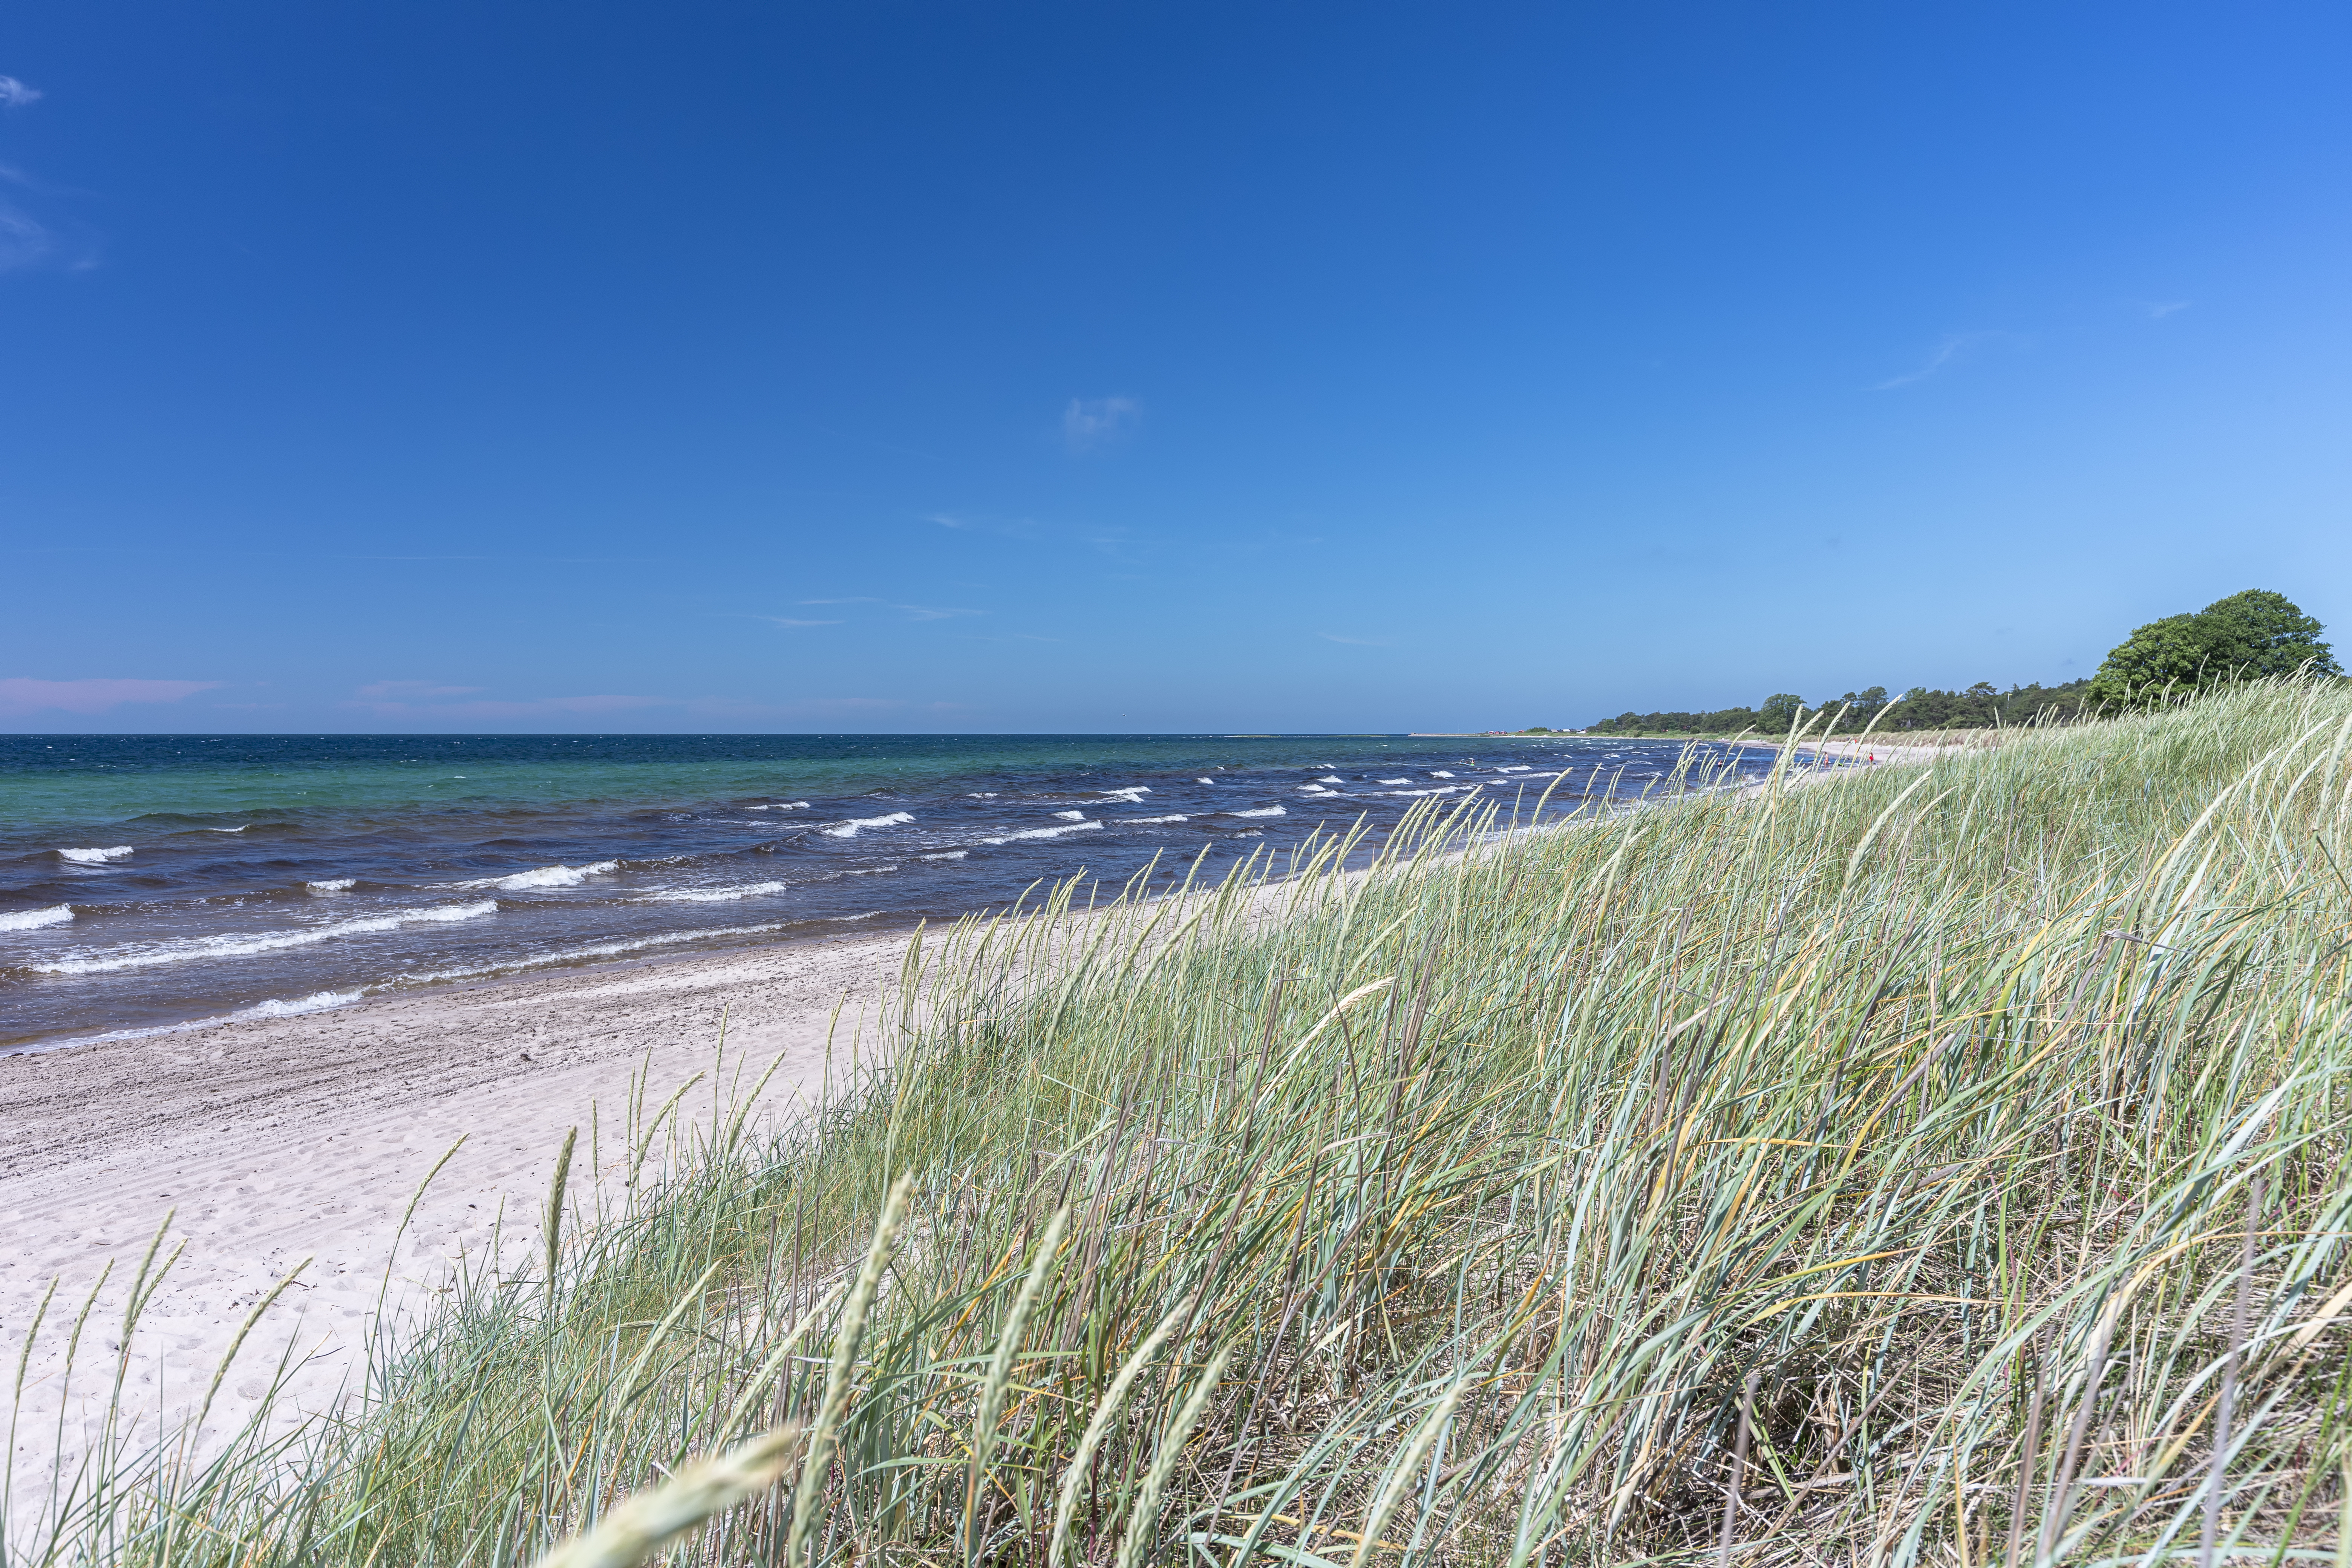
(0, 926, 915, 1504)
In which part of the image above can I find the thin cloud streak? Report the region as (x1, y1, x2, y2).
(0, 677, 221, 716)
(1871, 330, 2024, 391)
(0, 77, 40, 109)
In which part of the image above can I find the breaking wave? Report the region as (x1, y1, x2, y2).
(34, 900, 501, 976)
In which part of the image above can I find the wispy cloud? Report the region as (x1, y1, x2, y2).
(1063, 396, 1141, 453)
(0, 676, 220, 716)
(925, 513, 970, 529)
(1319, 633, 1392, 647)
(894, 603, 980, 621)
(2148, 300, 2192, 319)
(0, 200, 52, 272)
(756, 616, 843, 628)
(1872, 331, 2025, 391)
(0, 77, 40, 109)
(355, 680, 484, 700)
(799, 597, 880, 605)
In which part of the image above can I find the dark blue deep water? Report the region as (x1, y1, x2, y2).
(0, 733, 1780, 1049)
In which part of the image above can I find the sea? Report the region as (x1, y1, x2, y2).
(0, 733, 1787, 1053)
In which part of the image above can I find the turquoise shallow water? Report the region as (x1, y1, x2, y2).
(0, 733, 1778, 1049)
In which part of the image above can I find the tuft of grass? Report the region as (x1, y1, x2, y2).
(14, 677, 2352, 1565)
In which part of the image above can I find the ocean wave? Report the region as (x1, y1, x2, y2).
(823, 811, 915, 838)
(1052, 810, 1088, 821)
(746, 801, 812, 810)
(1129, 815, 1188, 824)
(1317, 775, 1345, 783)
(205, 825, 250, 832)
(397, 919, 792, 985)
(983, 821, 1104, 844)
(57, 846, 133, 864)
(33, 899, 500, 976)
(1429, 771, 1456, 778)
(1377, 778, 1410, 784)
(1497, 766, 1531, 772)
(0, 904, 72, 932)
(452, 860, 619, 891)
(1096, 786, 1152, 801)
(237, 989, 364, 1019)
(1195, 777, 1215, 784)
(637, 880, 792, 903)
(306, 878, 357, 893)
(921, 850, 968, 860)
(1227, 806, 1287, 818)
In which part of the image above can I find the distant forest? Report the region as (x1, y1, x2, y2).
(1584, 679, 2095, 737)
(1579, 590, 2337, 737)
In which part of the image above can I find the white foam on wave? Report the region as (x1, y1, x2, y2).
(966, 792, 998, 798)
(1317, 775, 1346, 783)
(0, 904, 72, 932)
(1497, 766, 1531, 772)
(33, 899, 500, 977)
(237, 989, 364, 1020)
(1096, 787, 1151, 801)
(399, 919, 789, 986)
(747, 801, 812, 811)
(921, 850, 968, 860)
(845, 864, 898, 875)
(205, 825, 250, 833)
(1195, 777, 1215, 784)
(823, 812, 915, 838)
(1229, 806, 1287, 818)
(1130, 814, 1188, 824)
(638, 880, 792, 903)
(57, 846, 133, 864)
(1052, 810, 1088, 821)
(983, 821, 1104, 844)
(453, 861, 619, 892)
(1429, 771, 1456, 778)
(306, 878, 356, 893)
(1377, 778, 1410, 784)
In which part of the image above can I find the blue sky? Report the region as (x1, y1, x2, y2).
(3, 1, 2347, 733)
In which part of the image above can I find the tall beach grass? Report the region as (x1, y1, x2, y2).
(12, 678, 2352, 1565)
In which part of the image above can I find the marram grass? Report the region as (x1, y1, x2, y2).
(12, 679, 2352, 1566)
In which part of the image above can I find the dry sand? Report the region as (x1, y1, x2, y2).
(1, 926, 915, 1502)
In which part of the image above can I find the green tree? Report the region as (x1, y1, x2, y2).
(2199, 590, 2341, 678)
(2088, 590, 2338, 707)
(1757, 693, 1805, 732)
